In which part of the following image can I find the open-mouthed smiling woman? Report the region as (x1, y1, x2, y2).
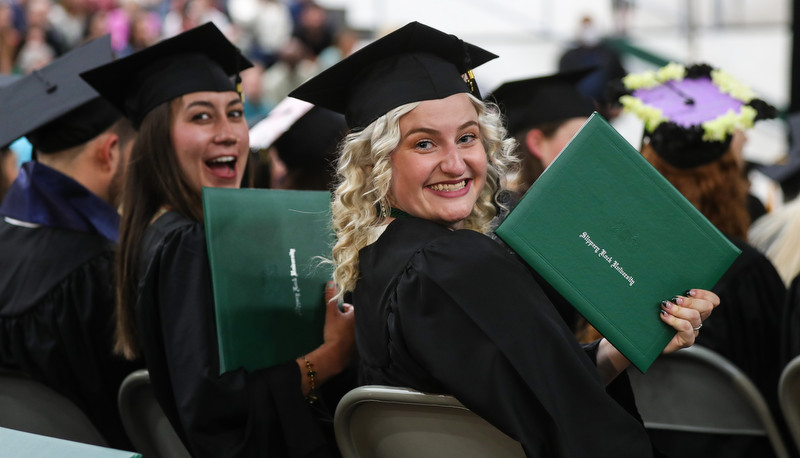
(289, 21, 720, 458)
(81, 23, 356, 458)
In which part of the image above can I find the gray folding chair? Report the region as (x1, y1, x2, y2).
(779, 354, 800, 454)
(628, 345, 790, 458)
(0, 369, 108, 446)
(334, 385, 525, 458)
(117, 369, 190, 458)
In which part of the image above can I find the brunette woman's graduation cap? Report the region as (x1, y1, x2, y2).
(288, 21, 497, 130)
(80, 22, 253, 128)
(0, 35, 120, 152)
(486, 67, 596, 136)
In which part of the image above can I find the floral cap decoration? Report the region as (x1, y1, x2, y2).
(611, 62, 777, 169)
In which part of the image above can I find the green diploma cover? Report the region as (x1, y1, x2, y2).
(496, 113, 740, 372)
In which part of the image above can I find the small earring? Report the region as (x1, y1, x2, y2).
(379, 200, 388, 219)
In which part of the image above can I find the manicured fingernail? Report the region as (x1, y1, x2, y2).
(660, 310, 668, 316)
(684, 289, 696, 296)
(672, 296, 684, 305)
(661, 300, 672, 310)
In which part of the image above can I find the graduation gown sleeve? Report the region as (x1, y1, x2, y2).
(135, 213, 338, 458)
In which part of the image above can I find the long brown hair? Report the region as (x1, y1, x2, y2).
(642, 142, 750, 240)
(115, 99, 203, 359)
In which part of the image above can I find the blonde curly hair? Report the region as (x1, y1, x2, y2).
(331, 94, 518, 297)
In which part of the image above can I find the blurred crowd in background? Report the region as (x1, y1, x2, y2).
(0, 0, 359, 122)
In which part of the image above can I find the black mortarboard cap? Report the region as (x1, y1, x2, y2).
(80, 22, 253, 128)
(288, 21, 497, 130)
(486, 67, 596, 135)
(274, 106, 347, 169)
(0, 35, 121, 152)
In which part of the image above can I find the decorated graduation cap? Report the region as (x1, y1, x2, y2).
(288, 21, 497, 130)
(80, 22, 253, 128)
(0, 35, 121, 153)
(487, 67, 596, 136)
(612, 62, 777, 169)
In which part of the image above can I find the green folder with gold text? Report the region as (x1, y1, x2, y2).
(495, 113, 740, 373)
(203, 188, 333, 374)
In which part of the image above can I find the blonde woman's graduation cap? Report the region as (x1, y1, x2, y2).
(289, 21, 497, 130)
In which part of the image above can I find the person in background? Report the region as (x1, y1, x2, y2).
(0, 35, 140, 449)
(487, 67, 596, 199)
(558, 15, 627, 120)
(290, 21, 719, 457)
(0, 146, 16, 200)
(614, 62, 788, 458)
(248, 98, 346, 191)
(486, 68, 597, 339)
(82, 23, 355, 457)
(291, 1, 332, 57)
(0, 73, 17, 200)
(272, 105, 346, 191)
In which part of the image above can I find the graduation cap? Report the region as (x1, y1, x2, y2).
(0, 35, 121, 152)
(80, 22, 253, 128)
(612, 62, 777, 169)
(249, 97, 315, 150)
(273, 105, 347, 170)
(288, 21, 497, 130)
(249, 96, 347, 168)
(487, 67, 596, 136)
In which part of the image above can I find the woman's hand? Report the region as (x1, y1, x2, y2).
(320, 281, 357, 368)
(660, 288, 720, 354)
(296, 281, 356, 396)
(596, 288, 720, 385)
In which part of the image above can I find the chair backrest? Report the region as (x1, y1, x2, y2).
(779, 354, 800, 453)
(628, 345, 789, 458)
(0, 370, 108, 447)
(117, 369, 190, 458)
(334, 385, 525, 458)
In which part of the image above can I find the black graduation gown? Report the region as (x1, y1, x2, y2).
(647, 237, 789, 458)
(354, 217, 654, 458)
(134, 211, 348, 458)
(782, 274, 800, 366)
(0, 220, 141, 449)
(700, 237, 785, 414)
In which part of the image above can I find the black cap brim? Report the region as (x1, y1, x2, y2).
(0, 35, 117, 150)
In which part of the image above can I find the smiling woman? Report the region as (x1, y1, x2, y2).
(389, 93, 488, 229)
(80, 23, 356, 458)
(290, 21, 722, 457)
(170, 92, 249, 191)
